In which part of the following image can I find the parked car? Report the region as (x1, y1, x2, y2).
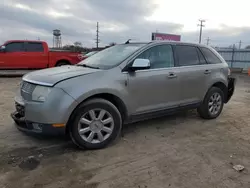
(0, 40, 82, 69)
(11, 41, 235, 149)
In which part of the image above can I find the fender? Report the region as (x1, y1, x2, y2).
(205, 78, 228, 103)
(65, 89, 129, 125)
(75, 88, 128, 106)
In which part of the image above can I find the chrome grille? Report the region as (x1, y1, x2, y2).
(21, 81, 36, 100)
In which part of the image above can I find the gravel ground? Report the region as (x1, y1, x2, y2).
(0, 74, 250, 188)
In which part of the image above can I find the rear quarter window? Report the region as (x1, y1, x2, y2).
(26, 42, 44, 52)
(200, 47, 222, 64)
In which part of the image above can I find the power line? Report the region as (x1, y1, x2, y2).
(95, 22, 100, 49)
(198, 19, 205, 44)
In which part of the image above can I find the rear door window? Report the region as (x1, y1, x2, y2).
(200, 47, 222, 64)
(5, 42, 25, 52)
(25, 42, 44, 52)
(175, 45, 200, 66)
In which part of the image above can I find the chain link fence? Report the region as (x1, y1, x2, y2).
(216, 49, 250, 71)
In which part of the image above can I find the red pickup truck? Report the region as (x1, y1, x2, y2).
(0, 40, 83, 69)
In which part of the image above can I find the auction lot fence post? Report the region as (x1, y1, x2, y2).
(216, 48, 250, 71)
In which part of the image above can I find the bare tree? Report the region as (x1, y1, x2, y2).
(74, 41, 82, 47)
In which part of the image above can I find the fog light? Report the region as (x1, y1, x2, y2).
(32, 123, 42, 130)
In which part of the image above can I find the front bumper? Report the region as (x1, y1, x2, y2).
(10, 86, 78, 135)
(11, 111, 65, 135)
(225, 76, 236, 103)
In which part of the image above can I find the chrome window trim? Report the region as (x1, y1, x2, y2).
(122, 63, 211, 74)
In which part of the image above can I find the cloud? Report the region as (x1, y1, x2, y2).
(0, 0, 250, 48)
(181, 25, 250, 47)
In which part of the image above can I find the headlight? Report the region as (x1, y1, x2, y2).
(32, 85, 51, 102)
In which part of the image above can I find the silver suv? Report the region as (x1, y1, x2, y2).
(11, 41, 235, 149)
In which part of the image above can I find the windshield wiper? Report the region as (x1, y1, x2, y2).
(77, 64, 100, 69)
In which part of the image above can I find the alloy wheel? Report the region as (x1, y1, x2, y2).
(208, 92, 222, 115)
(78, 108, 114, 144)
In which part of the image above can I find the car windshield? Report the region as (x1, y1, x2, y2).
(78, 43, 146, 69)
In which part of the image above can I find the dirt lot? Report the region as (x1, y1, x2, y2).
(0, 74, 250, 188)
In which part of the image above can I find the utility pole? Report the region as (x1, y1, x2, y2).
(198, 19, 205, 44)
(239, 40, 242, 49)
(206, 37, 210, 45)
(95, 22, 100, 49)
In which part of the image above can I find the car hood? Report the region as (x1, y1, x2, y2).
(23, 65, 100, 86)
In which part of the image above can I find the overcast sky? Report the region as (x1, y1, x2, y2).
(1, 0, 250, 48)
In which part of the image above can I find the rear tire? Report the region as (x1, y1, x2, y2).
(198, 87, 224, 119)
(69, 98, 122, 150)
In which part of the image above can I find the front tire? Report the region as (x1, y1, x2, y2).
(198, 87, 224, 119)
(69, 98, 122, 150)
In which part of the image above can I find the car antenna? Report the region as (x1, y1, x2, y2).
(125, 39, 131, 44)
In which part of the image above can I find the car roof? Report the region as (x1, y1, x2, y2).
(5, 40, 45, 43)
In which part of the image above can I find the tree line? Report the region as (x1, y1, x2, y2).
(56, 41, 117, 53)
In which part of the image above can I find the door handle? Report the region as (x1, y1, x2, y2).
(204, 70, 211, 74)
(168, 72, 177, 79)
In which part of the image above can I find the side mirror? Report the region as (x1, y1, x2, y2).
(0, 46, 6, 52)
(130, 58, 150, 71)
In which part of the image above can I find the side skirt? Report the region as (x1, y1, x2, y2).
(124, 102, 201, 124)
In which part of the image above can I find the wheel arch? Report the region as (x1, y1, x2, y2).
(65, 93, 128, 135)
(55, 59, 71, 66)
(210, 81, 228, 102)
